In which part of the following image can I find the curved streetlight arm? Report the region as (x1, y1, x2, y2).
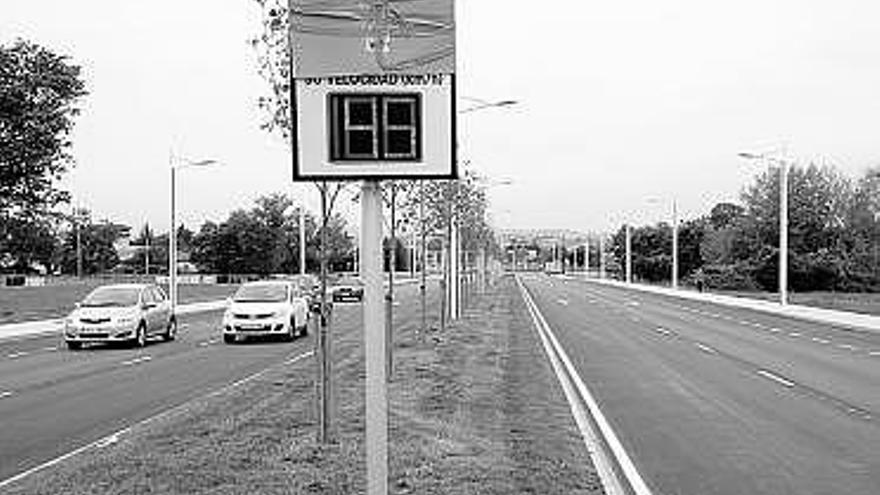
(169, 155, 221, 311)
(459, 99, 518, 114)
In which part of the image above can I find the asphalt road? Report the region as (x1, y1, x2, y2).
(0, 281, 441, 484)
(520, 273, 879, 495)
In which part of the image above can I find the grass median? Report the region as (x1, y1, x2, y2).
(5, 276, 603, 494)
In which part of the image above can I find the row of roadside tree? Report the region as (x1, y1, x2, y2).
(603, 162, 880, 292)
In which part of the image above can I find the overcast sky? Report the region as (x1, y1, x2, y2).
(3, 0, 880, 235)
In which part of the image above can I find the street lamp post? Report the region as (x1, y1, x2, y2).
(739, 151, 789, 305)
(672, 200, 679, 289)
(648, 198, 679, 289)
(169, 153, 218, 312)
(584, 238, 590, 276)
(625, 223, 632, 283)
(451, 97, 518, 320)
(299, 207, 306, 274)
(75, 208, 83, 279)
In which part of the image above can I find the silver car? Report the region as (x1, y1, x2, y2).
(64, 283, 177, 350)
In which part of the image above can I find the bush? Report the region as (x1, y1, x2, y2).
(686, 263, 758, 291)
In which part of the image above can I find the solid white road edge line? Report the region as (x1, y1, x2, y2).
(516, 275, 653, 495)
(0, 350, 314, 490)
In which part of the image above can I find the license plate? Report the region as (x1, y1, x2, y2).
(239, 323, 263, 330)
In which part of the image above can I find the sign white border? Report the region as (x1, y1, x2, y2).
(292, 73, 456, 181)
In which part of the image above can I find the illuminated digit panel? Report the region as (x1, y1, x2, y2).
(293, 74, 455, 180)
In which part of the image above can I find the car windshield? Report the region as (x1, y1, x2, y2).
(81, 286, 141, 307)
(233, 284, 288, 303)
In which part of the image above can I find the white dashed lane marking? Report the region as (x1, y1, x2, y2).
(41, 346, 58, 352)
(0, 390, 13, 399)
(837, 344, 858, 351)
(557, 299, 569, 306)
(757, 369, 795, 388)
(812, 337, 830, 344)
(695, 343, 718, 355)
(7, 351, 28, 359)
(789, 332, 802, 337)
(870, 351, 880, 357)
(121, 356, 152, 366)
(654, 327, 672, 337)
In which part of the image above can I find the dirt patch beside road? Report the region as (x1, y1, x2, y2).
(5, 276, 602, 494)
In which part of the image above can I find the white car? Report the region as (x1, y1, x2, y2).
(64, 283, 176, 350)
(222, 281, 309, 344)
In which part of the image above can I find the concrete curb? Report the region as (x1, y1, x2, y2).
(563, 275, 880, 333)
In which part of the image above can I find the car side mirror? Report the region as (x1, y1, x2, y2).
(74, 302, 81, 309)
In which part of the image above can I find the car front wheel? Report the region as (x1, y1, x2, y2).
(66, 341, 82, 351)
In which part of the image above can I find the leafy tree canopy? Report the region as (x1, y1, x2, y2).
(1, 39, 87, 217)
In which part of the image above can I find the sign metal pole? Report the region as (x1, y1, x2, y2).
(362, 180, 387, 495)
